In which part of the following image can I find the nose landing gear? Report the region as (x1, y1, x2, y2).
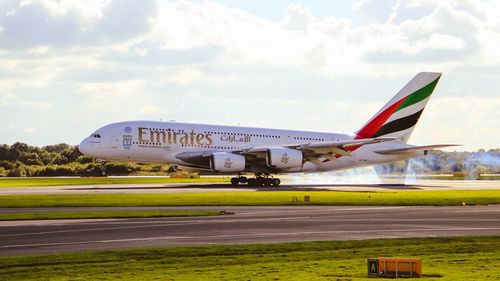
(98, 160, 107, 177)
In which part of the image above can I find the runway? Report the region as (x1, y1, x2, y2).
(1, 179, 500, 195)
(1, 205, 499, 256)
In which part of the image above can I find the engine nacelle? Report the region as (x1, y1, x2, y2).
(266, 147, 303, 169)
(210, 152, 246, 172)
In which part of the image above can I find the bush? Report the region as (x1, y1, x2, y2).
(76, 155, 94, 164)
(0, 161, 14, 170)
(106, 162, 137, 175)
(25, 158, 44, 166)
(7, 166, 27, 177)
(170, 171, 199, 179)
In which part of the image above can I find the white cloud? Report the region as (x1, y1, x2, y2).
(26, 45, 50, 55)
(24, 127, 36, 134)
(281, 4, 314, 31)
(139, 105, 167, 116)
(0, 0, 155, 49)
(76, 80, 146, 100)
(353, 0, 397, 23)
(17, 101, 52, 111)
(424, 33, 465, 51)
(414, 96, 500, 150)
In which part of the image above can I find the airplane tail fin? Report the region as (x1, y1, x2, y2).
(355, 72, 442, 143)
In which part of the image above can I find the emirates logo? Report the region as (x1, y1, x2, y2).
(224, 158, 233, 169)
(280, 153, 289, 164)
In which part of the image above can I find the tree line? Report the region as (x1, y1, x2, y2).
(0, 142, 173, 177)
(0, 142, 499, 177)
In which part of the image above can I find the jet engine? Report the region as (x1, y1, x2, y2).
(266, 147, 303, 169)
(210, 152, 246, 172)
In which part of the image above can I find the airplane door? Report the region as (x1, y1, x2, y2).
(111, 136, 120, 148)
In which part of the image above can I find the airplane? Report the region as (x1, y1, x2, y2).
(79, 72, 456, 187)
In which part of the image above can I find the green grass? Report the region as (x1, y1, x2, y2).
(0, 236, 498, 280)
(0, 177, 229, 187)
(0, 210, 227, 221)
(0, 190, 499, 208)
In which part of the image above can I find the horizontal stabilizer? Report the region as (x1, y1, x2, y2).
(375, 144, 460, 155)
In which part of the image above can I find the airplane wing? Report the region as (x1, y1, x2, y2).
(374, 144, 460, 155)
(176, 137, 397, 168)
(240, 137, 396, 164)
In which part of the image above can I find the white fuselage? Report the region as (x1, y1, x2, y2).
(79, 120, 419, 174)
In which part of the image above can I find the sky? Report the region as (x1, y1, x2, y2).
(1, 0, 500, 151)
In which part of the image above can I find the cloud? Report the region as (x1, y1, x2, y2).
(139, 105, 167, 116)
(24, 127, 36, 134)
(353, 0, 397, 24)
(281, 4, 314, 31)
(76, 80, 146, 100)
(414, 96, 500, 150)
(17, 101, 52, 111)
(0, 0, 155, 50)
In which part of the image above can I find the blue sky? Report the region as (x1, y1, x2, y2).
(1, 0, 500, 151)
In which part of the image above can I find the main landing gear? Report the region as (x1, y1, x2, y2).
(98, 160, 107, 176)
(230, 174, 281, 187)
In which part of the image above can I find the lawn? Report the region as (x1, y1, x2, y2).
(0, 236, 498, 280)
(0, 210, 227, 221)
(0, 190, 499, 207)
(0, 177, 229, 187)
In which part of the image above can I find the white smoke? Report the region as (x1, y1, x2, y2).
(404, 150, 500, 182)
(284, 166, 382, 185)
(464, 150, 500, 179)
(404, 158, 424, 185)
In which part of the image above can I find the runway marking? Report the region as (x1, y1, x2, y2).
(303, 218, 498, 222)
(0, 216, 311, 238)
(2, 227, 500, 250)
(451, 209, 500, 213)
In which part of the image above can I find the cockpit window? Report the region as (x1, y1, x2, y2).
(91, 134, 101, 138)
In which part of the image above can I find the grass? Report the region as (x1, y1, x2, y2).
(0, 177, 229, 187)
(0, 210, 226, 221)
(394, 174, 500, 181)
(0, 236, 498, 280)
(0, 190, 499, 208)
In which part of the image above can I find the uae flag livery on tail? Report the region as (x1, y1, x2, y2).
(355, 72, 441, 143)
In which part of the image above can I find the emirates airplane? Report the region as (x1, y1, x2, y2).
(79, 72, 455, 186)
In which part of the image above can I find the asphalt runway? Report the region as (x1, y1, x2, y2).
(1, 179, 500, 195)
(1, 205, 499, 256)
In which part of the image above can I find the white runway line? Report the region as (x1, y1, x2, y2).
(3, 227, 500, 250)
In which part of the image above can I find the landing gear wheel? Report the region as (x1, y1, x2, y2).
(239, 176, 248, 184)
(256, 177, 266, 187)
(272, 178, 281, 187)
(247, 178, 257, 187)
(98, 161, 107, 177)
(230, 177, 239, 186)
(264, 178, 273, 187)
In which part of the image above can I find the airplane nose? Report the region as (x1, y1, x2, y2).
(78, 138, 90, 155)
